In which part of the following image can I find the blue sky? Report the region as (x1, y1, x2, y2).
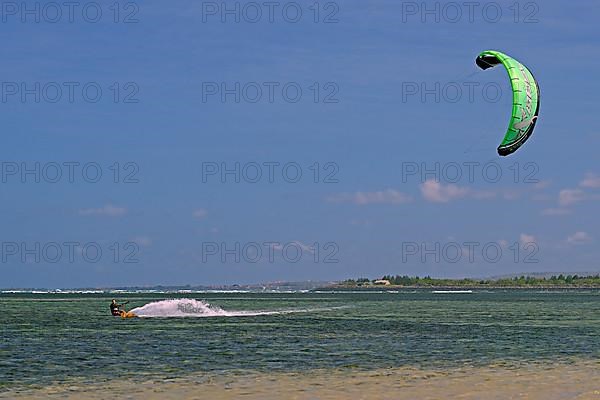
(1, 0, 599, 288)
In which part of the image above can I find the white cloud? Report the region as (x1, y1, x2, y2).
(541, 208, 572, 216)
(192, 209, 208, 218)
(420, 180, 469, 203)
(553, 173, 600, 209)
(420, 179, 510, 203)
(327, 189, 412, 205)
(534, 180, 551, 190)
(558, 189, 585, 206)
(566, 231, 592, 245)
(520, 233, 536, 245)
(291, 241, 316, 254)
(270, 241, 315, 254)
(502, 190, 520, 200)
(78, 204, 127, 217)
(580, 173, 600, 188)
(132, 236, 152, 247)
(474, 190, 497, 200)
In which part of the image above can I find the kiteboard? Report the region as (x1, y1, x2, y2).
(120, 310, 137, 319)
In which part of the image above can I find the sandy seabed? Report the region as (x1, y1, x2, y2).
(3, 362, 600, 400)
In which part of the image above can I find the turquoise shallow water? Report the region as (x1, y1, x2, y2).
(1, 290, 600, 391)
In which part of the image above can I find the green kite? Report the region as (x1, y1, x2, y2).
(476, 50, 540, 156)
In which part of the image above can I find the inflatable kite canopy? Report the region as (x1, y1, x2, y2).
(476, 50, 540, 156)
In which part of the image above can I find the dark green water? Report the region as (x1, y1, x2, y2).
(1, 290, 599, 391)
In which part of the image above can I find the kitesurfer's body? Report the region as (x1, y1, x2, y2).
(110, 299, 129, 317)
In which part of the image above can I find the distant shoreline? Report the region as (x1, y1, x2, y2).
(4, 274, 600, 293)
(332, 274, 600, 290)
(323, 284, 600, 290)
(3, 285, 600, 293)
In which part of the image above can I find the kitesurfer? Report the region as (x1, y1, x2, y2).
(110, 299, 129, 317)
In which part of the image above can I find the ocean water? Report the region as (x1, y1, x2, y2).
(2, 290, 600, 392)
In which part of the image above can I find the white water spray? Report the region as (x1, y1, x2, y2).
(129, 298, 334, 318)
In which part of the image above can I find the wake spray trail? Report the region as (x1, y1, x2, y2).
(129, 298, 344, 318)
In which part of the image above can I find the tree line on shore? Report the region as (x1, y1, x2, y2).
(341, 274, 600, 287)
